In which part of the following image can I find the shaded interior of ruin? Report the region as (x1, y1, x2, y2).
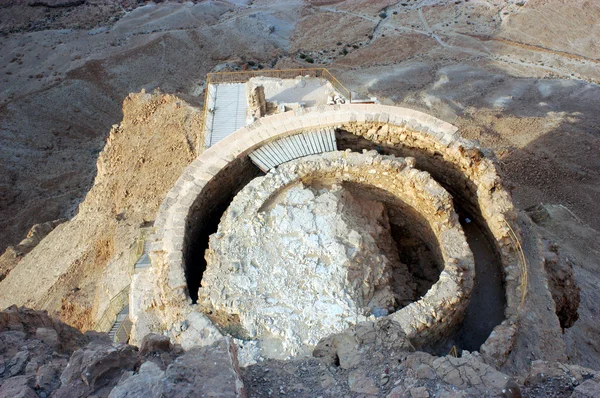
(341, 181, 444, 300)
(184, 156, 262, 303)
(183, 126, 507, 353)
(336, 128, 506, 352)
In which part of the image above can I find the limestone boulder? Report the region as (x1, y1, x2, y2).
(109, 338, 246, 398)
(55, 343, 139, 398)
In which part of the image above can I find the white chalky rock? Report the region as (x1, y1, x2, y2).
(200, 183, 413, 359)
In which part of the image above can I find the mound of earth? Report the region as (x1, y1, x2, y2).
(201, 182, 416, 359)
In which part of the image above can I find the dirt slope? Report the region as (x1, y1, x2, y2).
(0, 91, 201, 330)
(0, 0, 599, 374)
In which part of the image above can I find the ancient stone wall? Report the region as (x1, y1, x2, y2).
(198, 151, 474, 357)
(131, 104, 522, 365)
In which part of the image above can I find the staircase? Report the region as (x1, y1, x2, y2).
(134, 240, 152, 270)
(97, 228, 153, 344)
(108, 305, 132, 343)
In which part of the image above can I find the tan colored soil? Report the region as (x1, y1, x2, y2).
(0, 0, 599, 372)
(0, 91, 200, 329)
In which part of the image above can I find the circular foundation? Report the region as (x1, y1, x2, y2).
(197, 151, 474, 357)
(131, 104, 522, 366)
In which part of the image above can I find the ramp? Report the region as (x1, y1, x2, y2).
(205, 83, 248, 148)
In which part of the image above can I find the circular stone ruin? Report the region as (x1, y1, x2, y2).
(131, 104, 523, 367)
(196, 150, 474, 359)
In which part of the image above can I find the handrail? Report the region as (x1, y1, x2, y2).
(113, 317, 132, 344)
(93, 227, 153, 333)
(205, 68, 351, 100)
(503, 219, 528, 319)
(94, 285, 130, 333)
(199, 68, 352, 143)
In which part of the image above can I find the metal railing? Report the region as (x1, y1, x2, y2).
(206, 68, 351, 100)
(503, 219, 528, 319)
(94, 285, 130, 333)
(200, 68, 352, 141)
(93, 227, 153, 334)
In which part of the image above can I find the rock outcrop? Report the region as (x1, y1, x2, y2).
(201, 182, 411, 359)
(0, 307, 246, 398)
(109, 339, 246, 398)
(542, 239, 581, 329)
(3, 306, 600, 397)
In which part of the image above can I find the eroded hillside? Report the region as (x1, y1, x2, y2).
(1, 0, 599, 255)
(0, 0, 599, 391)
(0, 91, 200, 330)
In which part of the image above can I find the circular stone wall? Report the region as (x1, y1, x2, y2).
(131, 104, 523, 366)
(198, 151, 474, 358)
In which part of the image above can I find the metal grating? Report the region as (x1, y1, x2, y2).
(205, 83, 248, 148)
(249, 128, 337, 172)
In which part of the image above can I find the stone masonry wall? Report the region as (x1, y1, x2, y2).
(199, 151, 474, 355)
(131, 104, 522, 365)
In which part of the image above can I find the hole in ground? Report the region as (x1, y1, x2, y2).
(335, 129, 507, 351)
(426, 205, 506, 355)
(340, 181, 443, 305)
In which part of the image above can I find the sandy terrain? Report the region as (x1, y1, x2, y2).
(1, 0, 599, 252)
(0, 0, 599, 375)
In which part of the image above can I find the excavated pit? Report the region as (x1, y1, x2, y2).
(195, 151, 474, 359)
(335, 128, 507, 352)
(343, 183, 443, 299)
(135, 105, 523, 366)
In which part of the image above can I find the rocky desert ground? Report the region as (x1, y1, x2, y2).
(1, 0, 600, 397)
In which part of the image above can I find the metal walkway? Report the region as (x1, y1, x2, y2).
(205, 83, 248, 148)
(249, 128, 338, 172)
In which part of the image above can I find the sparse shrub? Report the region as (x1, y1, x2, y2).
(305, 57, 314, 63)
(379, 12, 388, 18)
